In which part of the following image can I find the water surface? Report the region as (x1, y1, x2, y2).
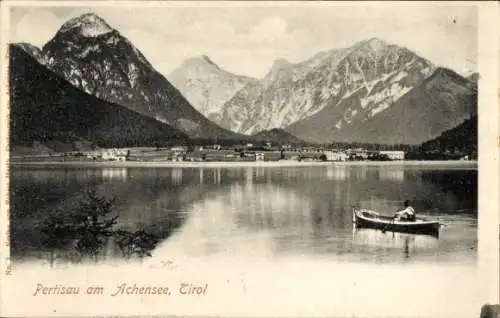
(10, 163, 477, 264)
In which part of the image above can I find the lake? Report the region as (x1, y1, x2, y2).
(10, 163, 477, 265)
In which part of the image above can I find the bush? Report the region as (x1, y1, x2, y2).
(114, 229, 159, 259)
(37, 188, 158, 265)
(69, 189, 118, 261)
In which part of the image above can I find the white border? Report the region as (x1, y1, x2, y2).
(0, 1, 498, 316)
(478, 2, 500, 304)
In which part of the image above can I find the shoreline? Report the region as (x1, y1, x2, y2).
(9, 160, 478, 169)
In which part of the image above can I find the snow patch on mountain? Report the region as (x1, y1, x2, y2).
(390, 71, 408, 83)
(127, 63, 140, 88)
(219, 38, 436, 135)
(36, 13, 234, 138)
(370, 102, 391, 117)
(60, 13, 113, 37)
(360, 83, 411, 109)
(76, 44, 100, 58)
(421, 66, 434, 77)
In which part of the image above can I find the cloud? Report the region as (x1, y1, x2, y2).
(8, 5, 477, 78)
(249, 17, 288, 43)
(10, 8, 62, 47)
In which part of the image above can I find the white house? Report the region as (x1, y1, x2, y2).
(323, 151, 348, 161)
(255, 153, 265, 161)
(171, 146, 188, 153)
(101, 148, 129, 161)
(379, 150, 405, 160)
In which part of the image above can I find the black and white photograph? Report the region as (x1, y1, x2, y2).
(0, 2, 498, 317)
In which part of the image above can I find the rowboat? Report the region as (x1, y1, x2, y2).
(352, 208, 441, 237)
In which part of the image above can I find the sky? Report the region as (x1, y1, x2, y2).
(9, 3, 478, 79)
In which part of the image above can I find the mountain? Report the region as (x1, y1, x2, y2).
(252, 128, 305, 145)
(467, 72, 479, 84)
(405, 115, 477, 160)
(9, 44, 189, 152)
(38, 13, 238, 139)
(419, 115, 477, 154)
(14, 42, 45, 64)
(219, 38, 476, 145)
(169, 55, 257, 122)
(219, 38, 436, 136)
(287, 67, 477, 144)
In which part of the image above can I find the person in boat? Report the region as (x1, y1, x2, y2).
(394, 200, 416, 221)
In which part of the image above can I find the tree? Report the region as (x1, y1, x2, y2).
(37, 188, 159, 265)
(114, 229, 159, 260)
(70, 188, 118, 262)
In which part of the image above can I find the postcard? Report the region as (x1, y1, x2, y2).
(0, 1, 498, 317)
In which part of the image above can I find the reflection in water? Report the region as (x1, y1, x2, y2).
(245, 167, 254, 190)
(10, 165, 477, 264)
(352, 228, 437, 260)
(154, 196, 277, 258)
(229, 183, 312, 232)
(102, 168, 128, 181)
(199, 168, 204, 184)
(171, 168, 183, 184)
(379, 165, 405, 182)
(213, 168, 221, 185)
(353, 165, 367, 181)
(326, 165, 349, 181)
(256, 167, 265, 180)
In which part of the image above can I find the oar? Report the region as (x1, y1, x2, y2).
(382, 217, 395, 233)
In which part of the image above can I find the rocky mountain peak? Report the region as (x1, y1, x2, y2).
(262, 58, 294, 86)
(364, 37, 387, 48)
(200, 55, 216, 65)
(219, 37, 441, 136)
(271, 58, 293, 71)
(169, 54, 258, 123)
(351, 37, 391, 56)
(182, 55, 220, 71)
(59, 13, 113, 37)
(38, 13, 237, 138)
(13, 42, 40, 52)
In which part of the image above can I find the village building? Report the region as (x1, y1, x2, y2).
(85, 151, 101, 160)
(346, 149, 369, 160)
(170, 146, 188, 161)
(323, 151, 349, 161)
(171, 155, 184, 162)
(379, 150, 405, 160)
(170, 146, 188, 153)
(101, 149, 129, 161)
(302, 146, 317, 153)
